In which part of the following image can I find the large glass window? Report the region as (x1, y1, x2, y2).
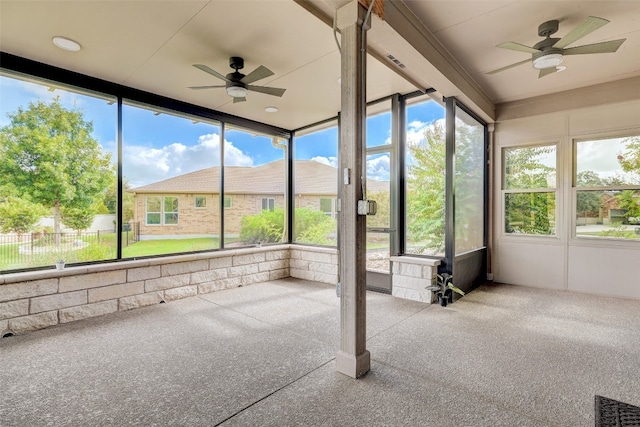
(293, 122, 338, 246)
(405, 97, 446, 255)
(224, 126, 286, 247)
(122, 102, 220, 256)
(454, 107, 485, 254)
(575, 136, 640, 240)
(503, 144, 557, 235)
(0, 72, 117, 270)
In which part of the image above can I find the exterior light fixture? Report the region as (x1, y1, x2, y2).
(52, 36, 81, 52)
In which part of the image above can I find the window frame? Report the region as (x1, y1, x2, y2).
(145, 195, 179, 226)
(502, 142, 559, 238)
(261, 197, 275, 211)
(573, 134, 640, 242)
(194, 196, 207, 209)
(223, 196, 232, 209)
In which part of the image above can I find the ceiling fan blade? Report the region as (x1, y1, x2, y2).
(496, 42, 540, 54)
(486, 58, 531, 75)
(563, 38, 626, 55)
(188, 85, 227, 90)
(233, 97, 246, 103)
(193, 64, 231, 82)
(553, 16, 609, 49)
(247, 85, 286, 97)
(241, 65, 274, 84)
(538, 67, 558, 78)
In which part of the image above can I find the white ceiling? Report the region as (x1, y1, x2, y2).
(1, 1, 638, 130)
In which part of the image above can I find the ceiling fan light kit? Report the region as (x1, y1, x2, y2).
(189, 56, 286, 103)
(488, 16, 626, 78)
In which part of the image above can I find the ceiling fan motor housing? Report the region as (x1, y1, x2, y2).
(229, 56, 244, 70)
(538, 20, 559, 37)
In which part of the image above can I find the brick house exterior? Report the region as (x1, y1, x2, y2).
(131, 160, 387, 239)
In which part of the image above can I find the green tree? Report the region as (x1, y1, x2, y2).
(0, 197, 47, 238)
(367, 189, 390, 228)
(61, 204, 96, 233)
(406, 121, 446, 254)
(0, 98, 114, 243)
(576, 170, 604, 220)
(103, 177, 134, 222)
(618, 136, 640, 179)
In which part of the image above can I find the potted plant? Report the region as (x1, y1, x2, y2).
(426, 273, 465, 307)
(55, 259, 65, 270)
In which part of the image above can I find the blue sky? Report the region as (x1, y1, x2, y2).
(1, 74, 445, 187)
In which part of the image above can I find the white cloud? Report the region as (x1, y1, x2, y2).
(124, 133, 253, 187)
(367, 154, 390, 181)
(406, 118, 445, 147)
(310, 156, 338, 167)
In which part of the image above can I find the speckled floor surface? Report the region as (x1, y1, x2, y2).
(1, 278, 639, 426)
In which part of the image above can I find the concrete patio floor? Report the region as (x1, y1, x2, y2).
(1, 278, 639, 426)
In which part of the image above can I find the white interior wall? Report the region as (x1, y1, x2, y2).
(493, 99, 640, 299)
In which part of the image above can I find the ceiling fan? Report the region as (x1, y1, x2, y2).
(487, 16, 626, 78)
(189, 56, 286, 103)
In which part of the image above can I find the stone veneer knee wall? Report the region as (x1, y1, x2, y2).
(0, 246, 435, 337)
(0, 246, 291, 336)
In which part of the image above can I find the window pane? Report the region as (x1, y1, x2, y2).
(576, 137, 640, 186)
(123, 102, 221, 256)
(454, 107, 485, 254)
(405, 97, 446, 256)
(505, 193, 556, 235)
(225, 126, 285, 247)
(576, 190, 640, 240)
(0, 72, 117, 271)
(367, 153, 390, 229)
(195, 197, 206, 208)
(504, 145, 556, 190)
(293, 122, 338, 246)
(224, 196, 232, 208)
(366, 100, 391, 148)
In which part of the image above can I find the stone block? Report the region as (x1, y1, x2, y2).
(392, 275, 426, 291)
(309, 261, 336, 275)
(266, 250, 289, 261)
(59, 300, 118, 323)
(119, 292, 163, 311)
(88, 282, 145, 303)
(209, 257, 233, 269)
(290, 268, 314, 281)
(392, 287, 433, 303)
(9, 311, 58, 333)
(161, 260, 209, 277)
(312, 271, 337, 284)
(0, 278, 58, 303)
(289, 259, 310, 270)
(0, 300, 29, 320)
(190, 269, 228, 284)
(259, 259, 289, 272)
(422, 265, 436, 279)
(127, 266, 161, 282)
(269, 269, 290, 280)
(242, 272, 270, 286)
(198, 277, 241, 294)
(228, 264, 259, 278)
(298, 251, 332, 264)
(398, 263, 423, 278)
(164, 285, 197, 301)
(145, 274, 190, 292)
(0, 319, 8, 334)
(31, 291, 87, 314)
(233, 253, 266, 266)
(331, 254, 339, 266)
(59, 270, 126, 293)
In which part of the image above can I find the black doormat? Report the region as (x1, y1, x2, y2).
(595, 395, 640, 427)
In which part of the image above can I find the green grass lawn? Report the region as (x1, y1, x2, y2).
(122, 237, 222, 258)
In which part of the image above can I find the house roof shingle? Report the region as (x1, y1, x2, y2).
(131, 160, 388, 195)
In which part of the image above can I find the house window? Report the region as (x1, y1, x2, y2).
(261, 197, 275, 211)
(575, 136, 640, 240)
(224, 196, 232, 209)
(320, 198, 336, 218)
(503, 144, 557, 235)
(146, 196, 179, 225)
(195, 196, 206, 208)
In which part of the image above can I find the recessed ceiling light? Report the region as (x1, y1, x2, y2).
(52, 36, 81, 52)
(265, 106, 278, 113)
